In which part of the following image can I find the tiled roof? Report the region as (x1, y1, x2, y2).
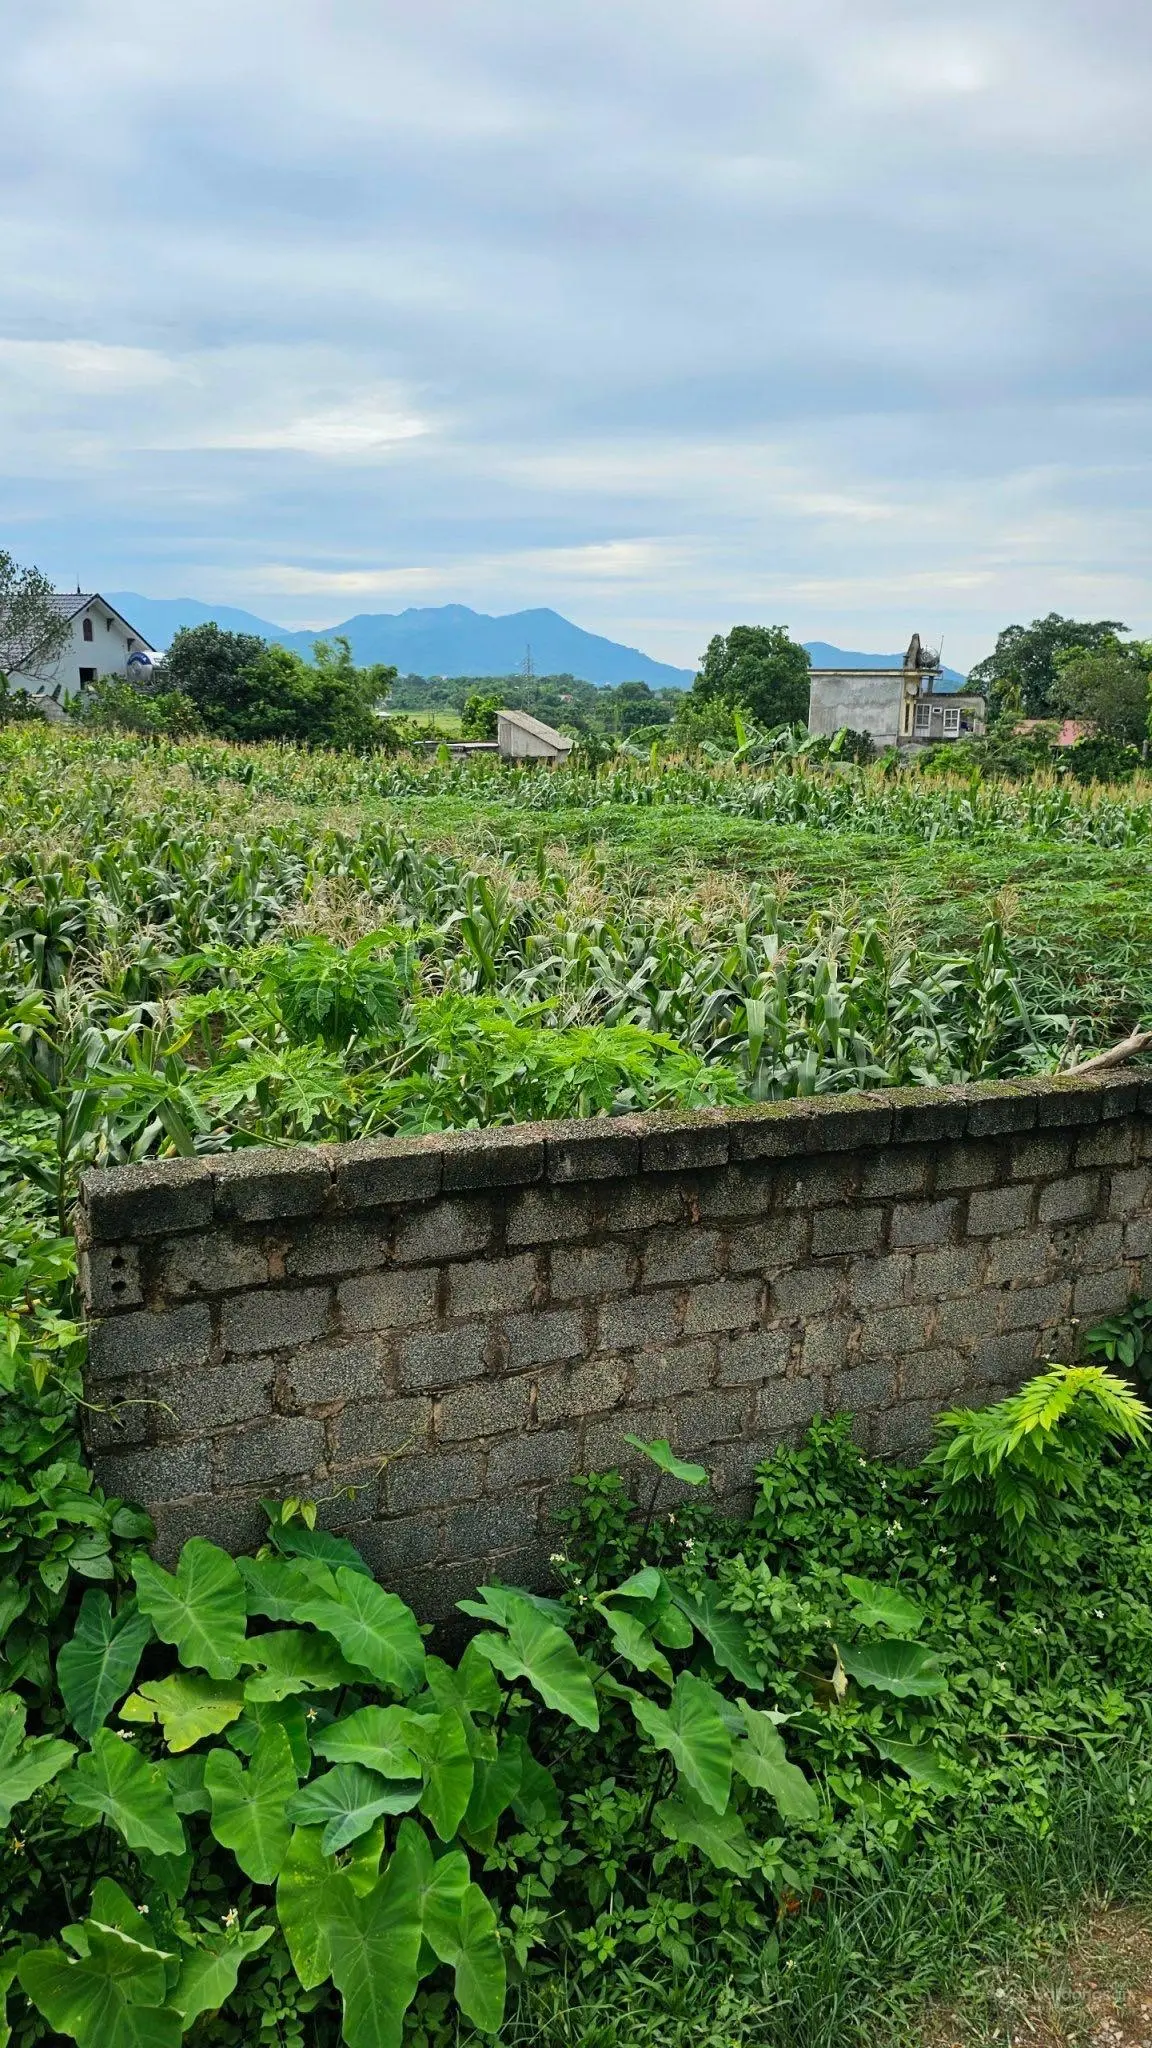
(45, 592, 97, 622)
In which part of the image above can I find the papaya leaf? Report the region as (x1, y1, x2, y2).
(295, 1571, 425, 1696)
(668, 1580, 763, 1689)
(171, 1929, 272, 2026)
(120, 1673, 244, 1752)
(0, 1694, 74, 1824)
(68, 1730, 185, 1858)
(132, 1541, 247, 1680)
(57, 1594, 152, 1741)
(629, 1673, 732, 1813)
(842, 1575, 926, 1638)
(276, 1826, 341, 1990)
(242, 1629, 365, 1701)
(203, 1723, 297, 1883)
(312, 1705, 420, 1778)
(622, 1437, 707, 1485)
(404, 1707, 474, 1842)
(839, 1640, 946, 1699)
(471, 1598, 599, 1731)
(732, 1701, 820, 1820)
(285, 1763, 422, 1854)
(326, 1838, 423, 2048)
(871, 1735, 962, 1793)
(654, 1790, 752, 1875)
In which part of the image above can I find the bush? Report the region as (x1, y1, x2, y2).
(69, 676, 204, 736)
(1059, 732, 1141, 783)
(163, 625, 399, 751)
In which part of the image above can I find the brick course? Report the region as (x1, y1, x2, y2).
(80, 1070, 1152, 1619)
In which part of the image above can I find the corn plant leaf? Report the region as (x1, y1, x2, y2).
(654, 1791, 752, 1875)
(622, 1436, 708, 1485)
(242, 1629, 365, 1701)
(57, 1593, 153, 1741)
(326, 1839, 424, 2048)
(842, 1575, 926, 1638)
(68, 1729, 185, 1857)
(463, 1740, 523, 1833)
(171, 1929, 272, 2026)
(120, 1673, 245, 1753)
(285, 1763, 422, 1854)
(668, 1581, 763, 1690)
(203, 1723, 297, 1882)
(276, 1825, 342, 1990)
(403, 1707, 474, 1841)
(732, 1701, 820, 1820)
(628, 1673, 732, 1813)
(0, 1693, 74, 1824)
(18, 1936, 182, 2048)
(294, 1570, 425, 1697)
(838, 1640, 946, 1699)
(312, 1705, 420, 1778)
(132, 1541, 248, 1680)
(871, 1735, 962, 1793)
(470, 1597, 599, 1731)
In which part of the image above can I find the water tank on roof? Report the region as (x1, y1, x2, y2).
(125, 648, 165, 687)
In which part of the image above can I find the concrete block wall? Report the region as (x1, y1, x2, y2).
(78, 1072, 1152, 1619)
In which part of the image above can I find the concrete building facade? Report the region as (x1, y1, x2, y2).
(808, 634, 985, 750)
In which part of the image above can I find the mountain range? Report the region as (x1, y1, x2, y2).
(107, 596, 966, 687)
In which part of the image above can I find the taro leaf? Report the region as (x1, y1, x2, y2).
(0, 1950, 16, 2048)
(0, 1576, 29, 1643)
(464, 1740, 523, 1834)
(19, 1933, 182, 2048)
(871, 1735, 962, 1793)
(120, 1673, 244, 1753)
(651, 1604, 695, 1651)
(237, 1556, 326, 1624)
(269, 1523, 371, 1575)
(471, 1597, 599, 1731)
(654, 1791, 752, 1875)
(295, 1570, 425, 1697)
(600, 1607, 673, 1686)
(171, 1927, 271, 2026)
(732, 1701, 819, 1820)
(629, 1673, 732, 1814)
(507, 1737, 561, 1827)
(133, 1843, 194, 1903)
(132, 1541, 247, 1680)
(838, 1640, 946, 1700)
(623, 1436, 708, 1485)
(203, 1723, 297, 1883)
(404, 1707, 473, 1841)
(326, 1840, 423, 2048)
(455, 1585, 570, 1628)
(424, 1642, 502, 1720)
(89, 1876, 161, 1941)
(68, 1729, 185, 1857)
(668, 1581, 763, 1690)
(606, 1567, 664, 1603)
(401, 1823, 507, 2038)
(276, 1826, 342, 1990)
(165, 1755, 210, 1815)
(57, 1593, 152, 1741)
(407, 1828, 468, 1961)
(228, 1696, 312, 1775)
(243, 1629, 365, 1702)
(285, 1763, 422, 1854)
(312, 1705, 420, 1778)
(842, 1575, 926, 1639)
(0, 1694, 74, 1825)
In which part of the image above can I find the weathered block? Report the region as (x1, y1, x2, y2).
(81, 1158, 214, 1244)
(394, 1198, 493, 1265)
(503, 1308, 586, 1370)
(642, 1226, 722, 1287)
(387, 1450, 485, 1514)
(441, 1126, 545, 1193)
(329, 1396, 430, 1466)
(398, 1326, 487, 1393)
(812, 1206, 884, 1258)
(681, 1277, 762, 1336)
(214, 1149, 330, 1224)
(487, 1429, 581, 1491)
(715, 1327, 791, 1385)
(285, 1219, 389, 1280)
(154, 1232, 269, 1301)
(334, 1134, 443, 1211)
(545, 1120, 643, 1184)
(214, 1417, 325, 1488)
(448, 1254, 539, 1318)
(889, 1199, 960, 1248)
(966, 1185, 1034, 1236)
(597, 1291, 682, 1352)
(535, 1360, 625, 1424)
(628, 1339, 714, 1401)
(221, 1288, 329, 1358)
(549, 1242, 635, 1299)
(80, 1244, 143, 1314)
(1038, 1174, 1101, 1224)
(436, 1375, 533, 1441)
(339, 1268, 437, 1334)
(89, 1301, 212, 1381)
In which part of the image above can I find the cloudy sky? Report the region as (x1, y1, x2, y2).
(3, 0, 1151, 669)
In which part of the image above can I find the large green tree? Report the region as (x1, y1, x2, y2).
(164, 624, 396, 750)
(1055, 639, 1151, 747)
(0, 551, 72, 693)
(690, 625, 811, 729)
(969, 613, 1127, 721)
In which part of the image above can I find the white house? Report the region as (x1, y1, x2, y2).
(11, 592, 155, 706)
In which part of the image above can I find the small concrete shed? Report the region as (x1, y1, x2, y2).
(496, 709, 573, 761)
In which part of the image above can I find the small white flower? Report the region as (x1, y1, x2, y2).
(138, 1905, 149, 1917)
(683, 1538, 695, 1551)
(549, 1553, 567, 1565)
(223, 1908, 239, 1930)
(997, 1661, 1007, 1672)
(1094, 1608, 1105, 1619)
(117, 1729, 134, 1741)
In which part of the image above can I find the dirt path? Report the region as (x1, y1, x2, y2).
(923, 1911, 1152, 2048)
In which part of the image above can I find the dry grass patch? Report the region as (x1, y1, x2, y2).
(923, 1910, 1152, 2048)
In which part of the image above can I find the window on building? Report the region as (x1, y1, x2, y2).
(943, 706, 961, 737)
(914, 701, 932, 731)
(82, 617, 93, 642)
(78, 667, 96, 685)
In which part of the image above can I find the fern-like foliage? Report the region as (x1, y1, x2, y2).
(928, 1364, 1150, 1537)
